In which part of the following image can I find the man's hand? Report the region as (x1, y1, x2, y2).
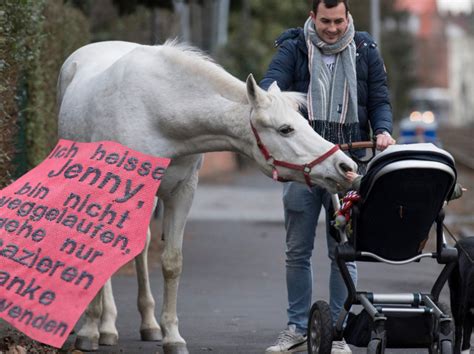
(345, 171, 359, 182)
(376, 132, 396, 151)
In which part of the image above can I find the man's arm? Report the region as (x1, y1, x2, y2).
(367, 44, 395, 150)
(260, 41, 297, 91)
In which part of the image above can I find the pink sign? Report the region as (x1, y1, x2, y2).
(0, 140, 170, 348)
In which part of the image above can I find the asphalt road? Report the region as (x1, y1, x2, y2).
(68, 219, 452, 354)
(1, 168, 467, 353)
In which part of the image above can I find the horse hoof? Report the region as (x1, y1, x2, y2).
(163, 343, 189, 354)
(140, 328, 162, 341)
(75, 336, 99, 351)
(99, 332, 119, 346)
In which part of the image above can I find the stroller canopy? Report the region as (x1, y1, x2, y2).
(355, 143, 457, 260)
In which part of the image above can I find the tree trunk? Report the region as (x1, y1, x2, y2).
(201, 0, 215, 52)
(215, 0, 230, 48)
(150, 7, 179, 44)
(189, 0, 203, 47)
(173, 0, 191, 42)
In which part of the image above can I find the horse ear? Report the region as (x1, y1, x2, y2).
(268, 81, 281, 94)
(246, 74, 270, 109)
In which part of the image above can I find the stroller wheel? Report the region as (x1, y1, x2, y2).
(439, 340, 453, 354)
(307, 300, 333, 354)
(367, 339, 382, 354)
(429, 302, 453, 354)
(430, 339, 454, 354)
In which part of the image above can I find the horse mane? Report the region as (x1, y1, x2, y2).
(160, 40, 248, 103)
(277, 91, 307, 112)
(163, 39, 214, 65)
(159, 40, 308, 112)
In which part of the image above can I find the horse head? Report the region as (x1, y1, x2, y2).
(246, 74, 357, 193)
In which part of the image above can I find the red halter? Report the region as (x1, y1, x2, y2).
(250, 121, 340, 187)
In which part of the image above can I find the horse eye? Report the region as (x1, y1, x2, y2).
(279, 125, 294, 136)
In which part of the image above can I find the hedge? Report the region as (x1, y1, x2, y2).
(0, 0, 45, 187)
(25, 0, 89, 168)
(0, 0, 89, 188)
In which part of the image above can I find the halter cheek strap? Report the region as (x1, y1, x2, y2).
(250, 120, 340, 187)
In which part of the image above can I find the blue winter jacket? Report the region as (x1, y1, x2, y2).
(260, 28, 392, 141)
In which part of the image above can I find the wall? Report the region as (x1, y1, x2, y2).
(449, 34, 474, 126)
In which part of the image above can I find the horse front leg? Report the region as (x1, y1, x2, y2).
(75, 288, 104, 351)
(98, 279, 119, 345)
(135, 227, 162, 341)
(160, 174, 198, 352)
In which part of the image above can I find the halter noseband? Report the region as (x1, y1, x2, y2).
(250, 120, 340, 187)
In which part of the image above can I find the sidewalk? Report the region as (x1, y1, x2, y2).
(190, 166, 283, 222)
(190, 167, 325, 223)
(189, 184, 285, 222)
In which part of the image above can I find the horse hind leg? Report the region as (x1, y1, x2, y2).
(135, 227, 162, 341)
(75, 288, 104, 351)
(98, 279, 119, 345)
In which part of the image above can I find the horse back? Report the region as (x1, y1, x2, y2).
(58, 41, 140, 103)
(58, 41, 160, 142)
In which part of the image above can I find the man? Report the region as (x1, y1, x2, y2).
(260, 1, 395, 353)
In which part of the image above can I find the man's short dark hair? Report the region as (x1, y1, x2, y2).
(312, 0, 349, 15)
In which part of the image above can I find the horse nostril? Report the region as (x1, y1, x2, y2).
(339, 162, 352, 173)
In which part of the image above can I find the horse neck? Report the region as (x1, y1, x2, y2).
(171, 98, 256, 158)
(154, 46, 258, 158)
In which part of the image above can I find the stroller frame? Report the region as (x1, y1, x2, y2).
(308, 143, 459, 354)
(333, 209, 457, 353)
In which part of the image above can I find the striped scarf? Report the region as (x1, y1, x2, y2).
(304, 15, 360, 144)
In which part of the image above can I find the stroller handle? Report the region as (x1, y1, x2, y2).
(339, 141, 377, 167)
(339, 141, 376, 151)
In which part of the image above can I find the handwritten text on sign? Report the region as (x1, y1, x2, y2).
(0, 140, 170, 348)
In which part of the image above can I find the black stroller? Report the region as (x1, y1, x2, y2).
(307, 143, 459, 354)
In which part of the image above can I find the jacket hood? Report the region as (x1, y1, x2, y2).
(275, 27, 307, 55)
(274, 28, 301, 46)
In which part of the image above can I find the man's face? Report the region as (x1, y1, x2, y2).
(310, 2, 348, 44)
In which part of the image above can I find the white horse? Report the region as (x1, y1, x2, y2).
(57, 40, 357, 352)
